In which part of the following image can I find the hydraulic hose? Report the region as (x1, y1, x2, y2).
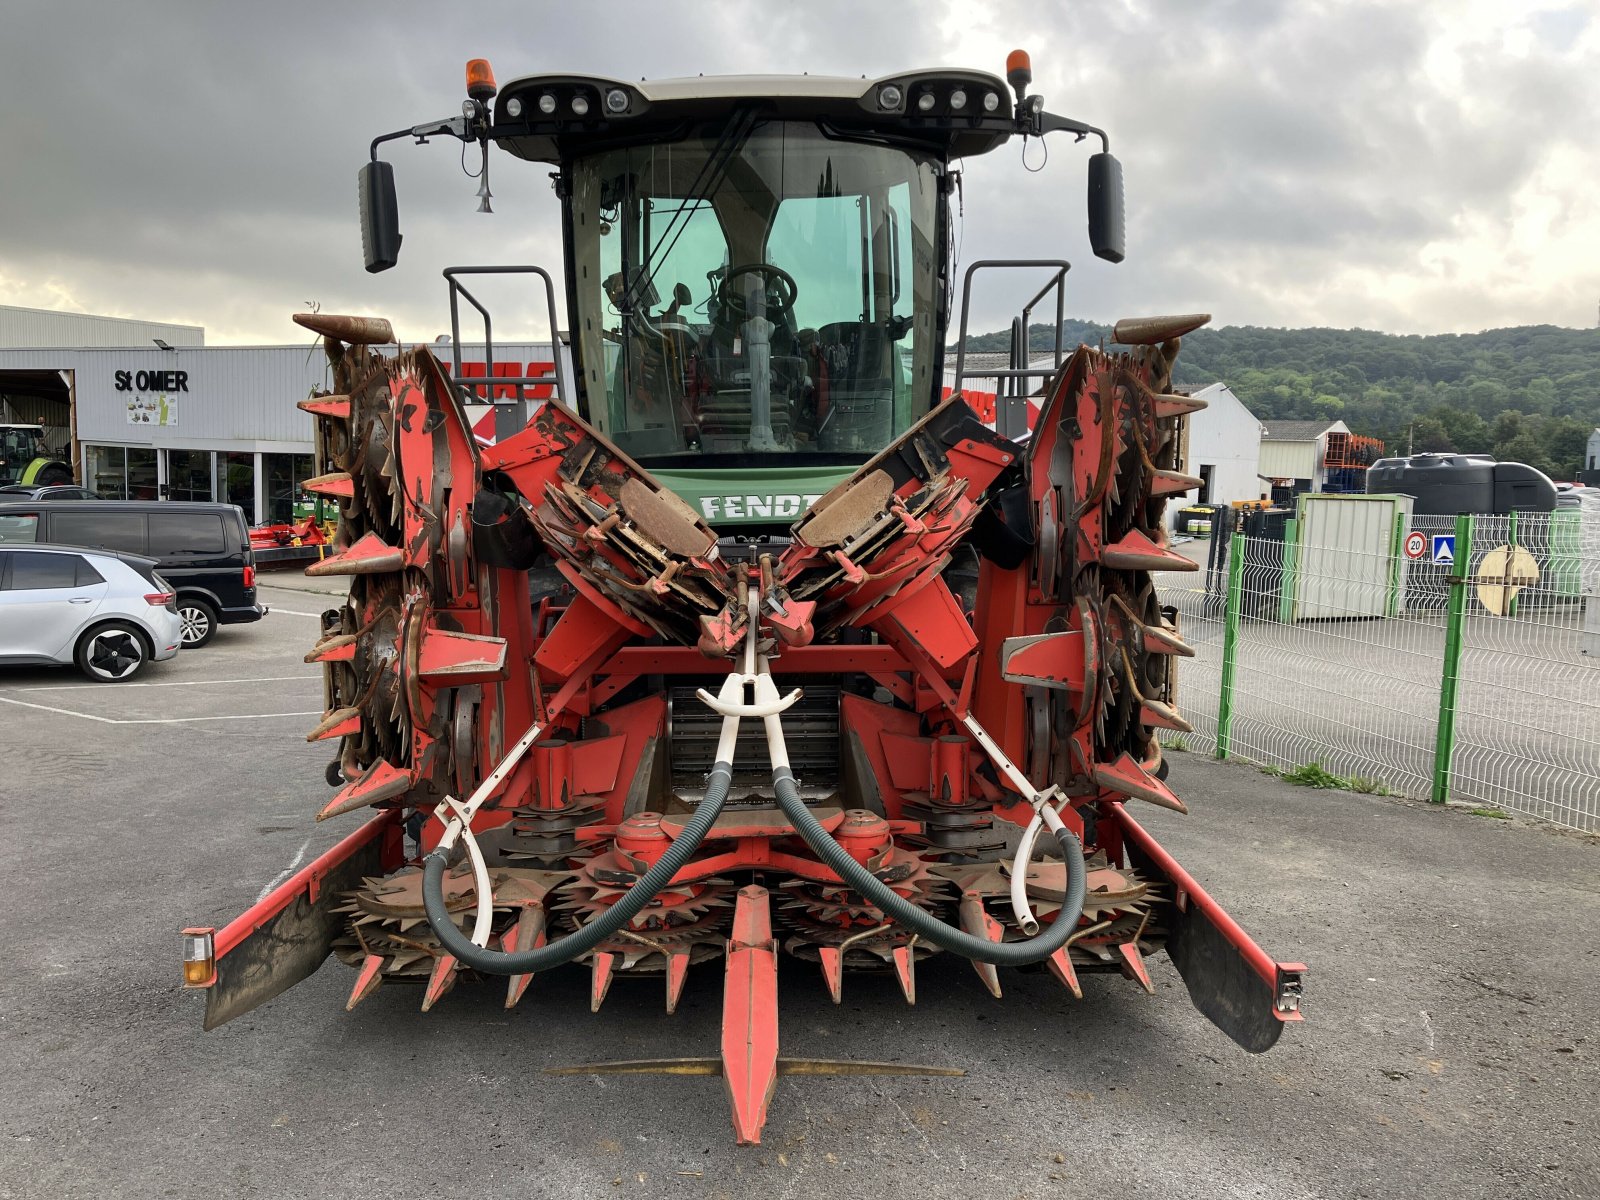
(419, 761, 735, 975)
(771, 765, 1088, 966)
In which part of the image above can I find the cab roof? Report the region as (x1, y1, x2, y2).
(491, 68, 1020, 165)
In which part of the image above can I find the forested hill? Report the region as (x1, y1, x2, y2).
(962, 320, 1600, 478)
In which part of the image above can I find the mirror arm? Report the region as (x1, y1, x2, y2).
(1031, 111, 1111, 154)
(369, 115, 472, 161)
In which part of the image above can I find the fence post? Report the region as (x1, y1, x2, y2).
(1217, 530, 1245, 759)
(1431, 513, 1473, 804)
(1277, 517, 1299, 624)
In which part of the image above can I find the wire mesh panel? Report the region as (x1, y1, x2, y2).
(1159, 551, 1223, 755)
(1223, 532, 1446, 796)
(1450, 508, 1600, 831)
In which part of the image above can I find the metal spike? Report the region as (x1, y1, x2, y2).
(1101, 529, 1198, 573)
(297, 394, 352, 420)
(302, 471, 355, 500)
(1093, 752, 1189, 814)
(891, 944, 916, 1005)
(1118, 942, 1156, 995)
(1112, 313, 1211, 345)
(421, 954, 458, 1011)
(304, 633, 357, 664)
(1152, 393, 1209, 419)
(305, 531, 404, 577)
(305, 705, 361, 743)
(1047, 948, 1084, 999)
(505, 906, 547, 1009)
(1140, 698, 1194, 733)
(957, 894, 1003, 999)
(590, 951, 617, 1012)
(818, 947, 844, 1004)
(317, 759, 412, 820)
(292, 312, 396, 344)
(665, 951, 691, 1014)
(1141, 622, 1196, 657)
(345, 953, 386, 1010)
(1148, 469, 1204, 498)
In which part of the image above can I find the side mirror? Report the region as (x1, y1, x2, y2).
(1087, 152, 1125, 264)
(358, 161, 402, 273)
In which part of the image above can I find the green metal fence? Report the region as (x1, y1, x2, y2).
(1165, 504, 1600, 832)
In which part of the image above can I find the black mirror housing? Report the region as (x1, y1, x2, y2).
(1087, 152, 1125, 264)
(359, 160, 402, 273)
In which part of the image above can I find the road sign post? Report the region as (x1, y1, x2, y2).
(1432, 514, 1472, 804)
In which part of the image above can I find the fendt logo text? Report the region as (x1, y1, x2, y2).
(699, 494, 824, 520)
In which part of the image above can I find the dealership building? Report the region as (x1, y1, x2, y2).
(0, 304, 559, 524)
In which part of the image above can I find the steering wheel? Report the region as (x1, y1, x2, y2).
(716, 262, 798, 322)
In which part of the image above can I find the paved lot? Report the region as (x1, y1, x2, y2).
(1, 578, 1597, 1199)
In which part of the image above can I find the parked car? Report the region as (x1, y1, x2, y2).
(0, 500, 265, 647)
(0, 484, 100, 500)
(0, 543, 181, 681)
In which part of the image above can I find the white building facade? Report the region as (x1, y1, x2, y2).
(1173, 382, 1265, 524)
(1, 308, 561, 524)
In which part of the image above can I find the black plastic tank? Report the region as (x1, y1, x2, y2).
(1366, 453, 1556, 514)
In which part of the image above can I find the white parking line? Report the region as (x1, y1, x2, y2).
(15, 675, 315, 692)
(0, 695, 320, 724)
(255, 838, 313, 903)
(267, 607, 325, 618)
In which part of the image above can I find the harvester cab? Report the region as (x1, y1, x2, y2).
(184, 54, 1304, 1146)
(0, 424, 71, 488)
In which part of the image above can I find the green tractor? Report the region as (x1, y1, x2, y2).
(0, 424, 73, 489)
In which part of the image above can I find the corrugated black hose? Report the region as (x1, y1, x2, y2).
(771, 767, 1088, 965)
(420, 763, 734, 974)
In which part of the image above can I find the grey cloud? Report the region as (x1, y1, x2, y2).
(1, 0, 1595, 342)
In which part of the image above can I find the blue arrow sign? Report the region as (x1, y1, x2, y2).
(1431, 534, 1455, 565)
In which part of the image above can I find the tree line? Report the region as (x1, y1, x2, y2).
(963, 320, 1600, 479)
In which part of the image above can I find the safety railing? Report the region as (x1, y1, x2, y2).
(1163, 503, 1600, 832)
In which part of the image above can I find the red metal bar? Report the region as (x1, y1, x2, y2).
(213, 810, 403, 960)
(601, 643, 912, 676)
(722, 885, 779, 1145)
(1105, 803, 1303, 1018)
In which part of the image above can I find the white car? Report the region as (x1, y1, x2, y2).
(0, 543, 182, 681)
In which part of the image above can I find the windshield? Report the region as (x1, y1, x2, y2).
(569, 121, 939, 461)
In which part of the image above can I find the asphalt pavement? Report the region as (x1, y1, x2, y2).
(0, 580, 1596, 1199)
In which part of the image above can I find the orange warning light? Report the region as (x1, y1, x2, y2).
(466, 59, 498, 101)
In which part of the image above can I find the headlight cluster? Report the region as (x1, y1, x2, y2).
(876, 80, 1007, 119)
(502, 85, 636, 122)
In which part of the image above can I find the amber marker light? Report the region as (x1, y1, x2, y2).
(182, 927, 216, 987)
(465, 59, 498, 101)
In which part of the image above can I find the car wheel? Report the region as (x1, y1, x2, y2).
(75, 622, 150, 682)
(178, 598, 219, 648)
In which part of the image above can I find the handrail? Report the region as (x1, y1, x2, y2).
(951, 259, 1070, 439)
(442, 266, 569, 434)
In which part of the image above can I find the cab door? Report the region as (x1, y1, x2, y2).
(0, 551, 109, 661)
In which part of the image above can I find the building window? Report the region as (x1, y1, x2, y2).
(264, 452, 316, 523)
(222, 451, 255, 520)
(167, 449, 213, 502)
(85, 445, 128, 499)
(128, 448, 158, 499)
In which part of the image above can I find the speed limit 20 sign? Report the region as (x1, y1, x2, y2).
(1403, 531, 1428, 559)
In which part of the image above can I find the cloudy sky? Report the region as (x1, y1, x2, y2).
(2, 0, 1596, 345)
